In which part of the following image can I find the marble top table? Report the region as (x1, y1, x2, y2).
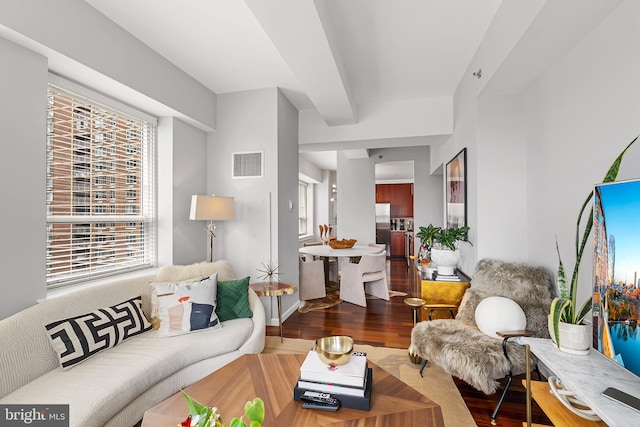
(298, 244, 383, 259)
(523, 337, 640, 426)
(298, 245, 384, 287)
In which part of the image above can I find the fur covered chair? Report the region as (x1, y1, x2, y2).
(410, 258, 556, 423)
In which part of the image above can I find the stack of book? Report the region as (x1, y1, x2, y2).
(433, 272, 461, 281)
(293, 349, 372, 410)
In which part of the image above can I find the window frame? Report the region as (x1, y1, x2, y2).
(45, 76, 157, 289)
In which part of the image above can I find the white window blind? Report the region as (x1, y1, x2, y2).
(46, 82, 156, 288)
(298, 181, 308, 235)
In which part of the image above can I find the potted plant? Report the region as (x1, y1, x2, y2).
(180, 391, 264, 427)
(549, 136, 637, 354)
(416, 225, 471, 275)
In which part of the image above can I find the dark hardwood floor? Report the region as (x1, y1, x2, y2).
(266, 257, 552, 427)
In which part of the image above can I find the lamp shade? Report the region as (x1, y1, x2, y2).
(189, 195, 235, 221)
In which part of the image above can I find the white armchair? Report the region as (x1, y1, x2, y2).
(340, 251, 388, 307)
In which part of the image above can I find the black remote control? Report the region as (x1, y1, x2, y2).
(301, 401, 340, 412)
(300, 391, 339, 406)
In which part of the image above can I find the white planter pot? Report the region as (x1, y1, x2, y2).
(548, 316, 591, 355)
(430, 248, 460, 275)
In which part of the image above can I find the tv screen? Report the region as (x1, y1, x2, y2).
(593, 178, 640, 378)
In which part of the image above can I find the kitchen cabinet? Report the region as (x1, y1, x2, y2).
(376, 183, 413, 217)
(376, 184, 391, 203)
(390, 231, 406, 257)
(390, 183, 413, 217)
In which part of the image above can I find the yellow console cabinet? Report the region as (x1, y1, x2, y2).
(419, 272, 471, 321)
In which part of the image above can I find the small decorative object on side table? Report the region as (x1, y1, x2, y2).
(250, 281, 296, 343)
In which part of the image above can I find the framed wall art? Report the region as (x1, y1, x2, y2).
(445, 148, 467, 229)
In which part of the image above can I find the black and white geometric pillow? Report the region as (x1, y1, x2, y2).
(45, 296, 152, 369)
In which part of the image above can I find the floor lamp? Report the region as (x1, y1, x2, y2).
(189, 195, 235, 262)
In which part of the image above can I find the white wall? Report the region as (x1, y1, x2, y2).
(336, 146, 442, 254)
(524, 0, 640, 305)
(276, 90, 301, 319)
(168, 118, 210, 265)
(476, 93, 528, 262)
(0, 0, 217, 131)
(336, 152, 376, 245)
(0, 37, 47, 319)
(209, 88, 299, 325)
(0, 5, 217, 318)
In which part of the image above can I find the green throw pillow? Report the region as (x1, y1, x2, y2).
(216, 276, 253, 322)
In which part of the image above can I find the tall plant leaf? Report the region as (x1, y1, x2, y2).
(551, 135, 637, 349)
(555, 241, 569, 299)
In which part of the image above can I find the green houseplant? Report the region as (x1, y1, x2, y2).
(549, 136, 637, 351)
(415, 225, 471, 252)
(416, 225, 471, 275)
(180, 391, 264, 427)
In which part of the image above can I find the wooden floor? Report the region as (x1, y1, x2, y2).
(267, 257, 552, 427)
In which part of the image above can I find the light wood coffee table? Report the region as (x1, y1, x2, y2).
(142, 353, 444, 426)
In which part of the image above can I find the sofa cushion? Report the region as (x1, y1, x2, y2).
(152, 275, 220, 337)
(474, 296, 527, 339)
(216, 277, 253, 322)
(44, 296, 152, 370)
(2, 318, 254, 427)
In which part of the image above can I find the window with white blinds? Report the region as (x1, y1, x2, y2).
(298, 181, 308, 235)
(46, 82, 156, 288)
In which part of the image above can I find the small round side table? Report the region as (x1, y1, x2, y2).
(250, 281, 296, 342)
(404, 297, 427, 325)
(404, 297, 426, 364)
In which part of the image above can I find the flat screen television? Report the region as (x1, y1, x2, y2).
(593, 178, 640, 378)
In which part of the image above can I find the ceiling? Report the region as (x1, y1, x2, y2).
(84, 0, 502, 172)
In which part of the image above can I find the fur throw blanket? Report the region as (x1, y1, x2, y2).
(411, 320, 526, 394)
(155, 260, 236, 282)
(410, 258, 556, 394)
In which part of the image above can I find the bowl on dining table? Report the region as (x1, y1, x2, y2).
(328, 239, 357, 249)
(315, 335, 354, 365)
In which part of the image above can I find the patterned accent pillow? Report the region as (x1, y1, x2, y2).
(45, 296, 152, 370)
(216, 276, 253, 322)
(152, 274, 220, 337)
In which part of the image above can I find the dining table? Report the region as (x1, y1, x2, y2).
(298, 244, 384, 286)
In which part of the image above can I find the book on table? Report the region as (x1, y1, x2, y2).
(297, 367, 370, 397)
(433, 273, 461, 281)
(299, 349, 368, 388)
(294, 367, 373, 411)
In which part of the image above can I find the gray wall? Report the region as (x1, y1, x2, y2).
(157, 117, 210, 266)
(0, 0, 218, 319)
(336, 146, 442, 253)
(208, 88, 299, 325)
(0, 37, 47, 319)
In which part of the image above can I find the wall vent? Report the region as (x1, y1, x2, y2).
(232, 151, 263, 178)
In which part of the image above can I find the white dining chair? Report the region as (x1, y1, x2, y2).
(299, 255, 326, 300)
(339, 251, 388, 307)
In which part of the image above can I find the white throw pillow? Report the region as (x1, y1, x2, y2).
(474, 296, 526, 339)
(152, 274, 220, 337)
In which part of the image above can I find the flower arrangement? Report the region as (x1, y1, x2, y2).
(179, 391, 264, 427)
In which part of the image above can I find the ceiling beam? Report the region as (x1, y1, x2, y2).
(245, 0, 357, 126)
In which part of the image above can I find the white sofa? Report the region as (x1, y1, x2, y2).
(0, 261, 266, 427)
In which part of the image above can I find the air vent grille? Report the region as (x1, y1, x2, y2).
(232, 151, 263, 178)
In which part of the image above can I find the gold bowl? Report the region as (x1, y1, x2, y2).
(315, 336, 354, 366)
